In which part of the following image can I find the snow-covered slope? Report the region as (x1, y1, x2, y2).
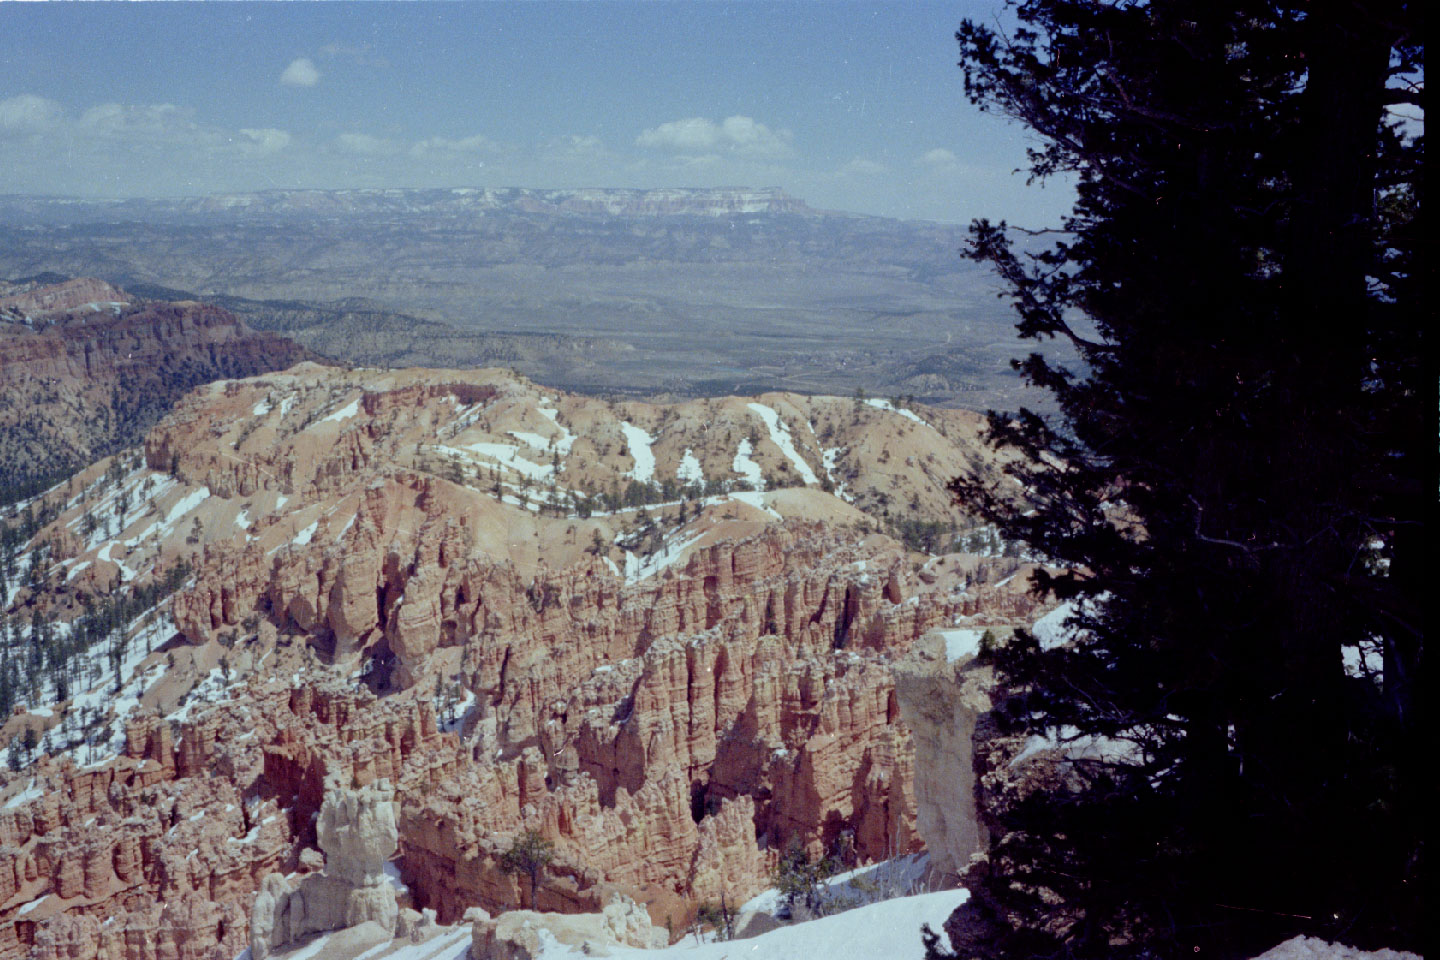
(548, 889, 967, 960)
(1250, 938, 1421, 960)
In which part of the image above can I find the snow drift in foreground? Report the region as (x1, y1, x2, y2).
(552, 888, 968, 960)
(1251, 937, 1421, 960)
(247, 901, 1420, 960)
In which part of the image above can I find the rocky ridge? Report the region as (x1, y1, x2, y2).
(0, 277, 316, 503)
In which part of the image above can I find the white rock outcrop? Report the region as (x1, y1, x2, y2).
(470, 892, 669, 959)
(891, 630, 996, 884)
(250, 781, 400, 959)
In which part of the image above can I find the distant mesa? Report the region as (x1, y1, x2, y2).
(0, 186, 817, 222)
(0, 185, 1026, 412)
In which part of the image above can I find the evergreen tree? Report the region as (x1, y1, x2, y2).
(769, 838, 840, 919)
(938, 3, 1423, 957)
(499, 829, 555, 908)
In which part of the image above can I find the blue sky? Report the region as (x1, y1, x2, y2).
(0, 2, 1074, 225)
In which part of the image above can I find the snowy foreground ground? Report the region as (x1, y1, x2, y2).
(554, 889, 967, 960)
(253, 886, 1420, 960)
(256, 888, 968, 960)
(1252, 938, 1422, 960)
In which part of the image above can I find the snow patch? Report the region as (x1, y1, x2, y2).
(732, 438, 764, 490)
(96, 541, 137, 582)
(1249, 937, 1419, 960)
(741, 853, 932, 916)
(623, 529, 705, 584)
(26, 610, 170, 771)
(1031, 600, 1081, 650)
(535, 407, 577, 454)
(822, 446, 853, 502)
(319, 398, 360, 424)
(1010, 724, 1143, 768)
(728, 490, 781, 520)
(865, 397, 928, 425)
(164, 487, 212, 528)
(353, 927, 472, 960)
(334, 510, 358, 541)
(619, 422, 656, 484)
(677, 448, 704, 485)
(935, 628, 986, 662)
(382, 860, 409, 894)
(585, 886, 966, 960)
(5, 779, 45, 809)
(439, 688, 477, 735)
(509, 431, 552, 451)
(1341, 639, 1384, 683)
(747, 402, 819, 485)
(454, 442, 554, 482)
(168, 666, 232, 724)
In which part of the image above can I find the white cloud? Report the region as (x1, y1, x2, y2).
(318, 41, 387, 68)
(838, 157, 888, 176)
(0, 96, 303, 196)
(0, 94, 64, 132)
(280, 58, 321, 88)
(718, 116, 792, 157)
(919, 148, 959, 168)
(636, 115, 793, 159)
(239, 128, 292, 155)
(78, 102, 194, 136)
(540, 134, 609, 163)
(637, 117, 718, 152)
(3, 96, 216, 152)
(335, 132, 402, 156)
(410, 134, 500, 158)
